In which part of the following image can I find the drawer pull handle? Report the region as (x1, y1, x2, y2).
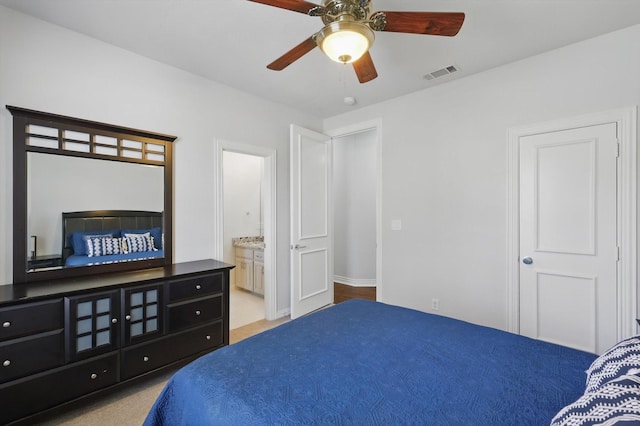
(206, 335, 211, 340)
(195, 310, 201, 316)
(3, 360, 10, 367)
(111, 318, 118, 324)
(2, 321, 10, 328)
(195, 284, 201, 290)
(125, 315, 132, 321)
(90, 373, 98, 380)
(143, 356, 149, 362)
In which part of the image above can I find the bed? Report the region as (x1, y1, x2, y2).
(62, 210, 164, 267)
(144, 299, 640, 425)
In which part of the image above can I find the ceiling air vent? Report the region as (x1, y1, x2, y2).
(423, 65, 458, 81)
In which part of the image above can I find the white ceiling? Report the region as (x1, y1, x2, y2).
(2, 0, 640, 118)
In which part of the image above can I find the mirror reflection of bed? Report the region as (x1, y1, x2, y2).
(61, 210, 163, 268)
(26, 153, 164, 272)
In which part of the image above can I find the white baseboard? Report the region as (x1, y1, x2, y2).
(333, 276, 377, 287)
(275, 308, 291, 319)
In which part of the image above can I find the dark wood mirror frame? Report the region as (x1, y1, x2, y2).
(8, 106, 176, 284)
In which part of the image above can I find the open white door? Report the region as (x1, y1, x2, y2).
(290, 124, 333, 319)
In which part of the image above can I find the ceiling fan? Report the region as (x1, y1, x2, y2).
(248, 0, 465, 83)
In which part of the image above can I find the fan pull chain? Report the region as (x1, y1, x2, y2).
(340, 63, 355, 106)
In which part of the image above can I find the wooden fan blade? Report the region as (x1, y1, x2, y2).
(247, 0, 320, 15)
(377, 12, 465, 36)
(352, 52, 378, 83)
(267, 36, 317, 71)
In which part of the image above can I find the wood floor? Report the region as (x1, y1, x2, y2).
(334, 282, 376, 304)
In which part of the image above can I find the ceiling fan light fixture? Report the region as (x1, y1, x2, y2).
(316, 21, 374, 64)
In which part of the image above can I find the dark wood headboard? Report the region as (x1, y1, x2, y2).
(62, 210, 162, 262)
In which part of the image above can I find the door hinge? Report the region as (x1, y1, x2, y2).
(616, 142, 620, 158)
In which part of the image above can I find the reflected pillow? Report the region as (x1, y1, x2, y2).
(71, 230, 119, 256)
(123, 232, 157, 254)
(121, 227, 162, 250)
(86, 236, 123, 257)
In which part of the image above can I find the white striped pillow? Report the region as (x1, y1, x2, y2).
(86, 236, 123, 257)
(123, 232, 157, 253)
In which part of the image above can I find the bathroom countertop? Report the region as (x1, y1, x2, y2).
(232, 236, 265, 249)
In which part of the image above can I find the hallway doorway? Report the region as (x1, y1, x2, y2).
(326, 120, 381, 300)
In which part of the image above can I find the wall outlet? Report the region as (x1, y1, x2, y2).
(432, 298, 440, 311)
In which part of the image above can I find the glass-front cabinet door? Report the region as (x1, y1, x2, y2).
(122, 284, 164, 346)
(65, 291, 120, 361)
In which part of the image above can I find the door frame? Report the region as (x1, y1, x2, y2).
(325, 119, 382, 301)
(506, 106, 638, 341)
(213, 139, 277, 321)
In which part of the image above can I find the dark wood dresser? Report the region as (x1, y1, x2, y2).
(0, 259, 232, 425)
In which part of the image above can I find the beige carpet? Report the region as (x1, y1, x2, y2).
(41, 372, 171, 426)
(38, 317, 289, 425)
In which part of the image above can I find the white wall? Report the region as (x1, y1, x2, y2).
(0, 6, 323, 315)
(333, 130, 377, 285)
(324, 24, 640, 331)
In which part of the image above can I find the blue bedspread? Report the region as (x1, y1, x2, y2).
(65, 249, 163, 266)
(144, 299, 596, 425)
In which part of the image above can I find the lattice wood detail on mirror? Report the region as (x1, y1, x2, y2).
(26, 124, 167, 163)
(10, 106, 174, 165)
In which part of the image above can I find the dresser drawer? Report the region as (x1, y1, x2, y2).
(0, 352, 118, 425)
(167, 273, 223, 302)
(0, 329, 64, 384)
(166, 295, 222, 333)
(0, 299, 63, 342)
(121, 321, 223, 380)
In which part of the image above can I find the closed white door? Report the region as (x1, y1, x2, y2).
(519, 123, 618, 354)
(290, 124, 333, 319)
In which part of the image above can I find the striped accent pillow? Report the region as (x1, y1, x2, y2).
(585, 336, 640, 393)
(86, 236, 123, 257)
(551, 373, 640, 425)
(123, 232, 157, 254)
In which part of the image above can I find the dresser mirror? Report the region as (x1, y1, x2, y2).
(9, 106, 176, 283)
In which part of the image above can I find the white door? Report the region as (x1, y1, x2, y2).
(290, 124, 333, 319)
(519, 123, 618, 354)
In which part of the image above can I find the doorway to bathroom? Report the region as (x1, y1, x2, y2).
(213, 140, 277, 329)
(224, 151, 265, 329)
